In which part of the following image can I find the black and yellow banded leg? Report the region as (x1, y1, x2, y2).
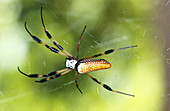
(24, 22, 69, 57)
(85, 73, 135, 97)
(75, 71, 83, 94)
(17, 66, 69, 78)
(79, 45, 137, 61)
(40, 7, 73, 57)
(35, 69, 72, 83)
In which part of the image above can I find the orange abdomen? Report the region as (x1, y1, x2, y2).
(77, 59, 111, 74)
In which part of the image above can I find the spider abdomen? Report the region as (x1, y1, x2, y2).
(77, 59, 111, 74)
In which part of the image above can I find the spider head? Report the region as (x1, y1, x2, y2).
(65, 58, 78, 69)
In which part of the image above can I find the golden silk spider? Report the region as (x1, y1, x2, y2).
(18, 7, 137, 97)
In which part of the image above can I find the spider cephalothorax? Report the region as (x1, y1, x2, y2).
(65, 58, 78, 69)
(18, 7, 137, 97)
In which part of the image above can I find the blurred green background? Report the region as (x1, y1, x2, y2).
(0, 0, 167, 111)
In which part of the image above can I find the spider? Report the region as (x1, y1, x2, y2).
(18, 7, 137, 97)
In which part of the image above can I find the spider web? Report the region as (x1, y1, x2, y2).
(0, 0, 168, 111)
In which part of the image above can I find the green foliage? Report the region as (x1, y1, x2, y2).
(0, 0, 164, 111)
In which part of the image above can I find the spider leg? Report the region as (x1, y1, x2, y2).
(85, 73, 135, 97)
(24, 22, 69, 57)
(40, 7, 73, 57)
(79, 45, 137, 61)
(35, 69, 72, 83)
(18, 66, 69, 78)
(76, 25, 87, 60)
(75, 71, 83, 94)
